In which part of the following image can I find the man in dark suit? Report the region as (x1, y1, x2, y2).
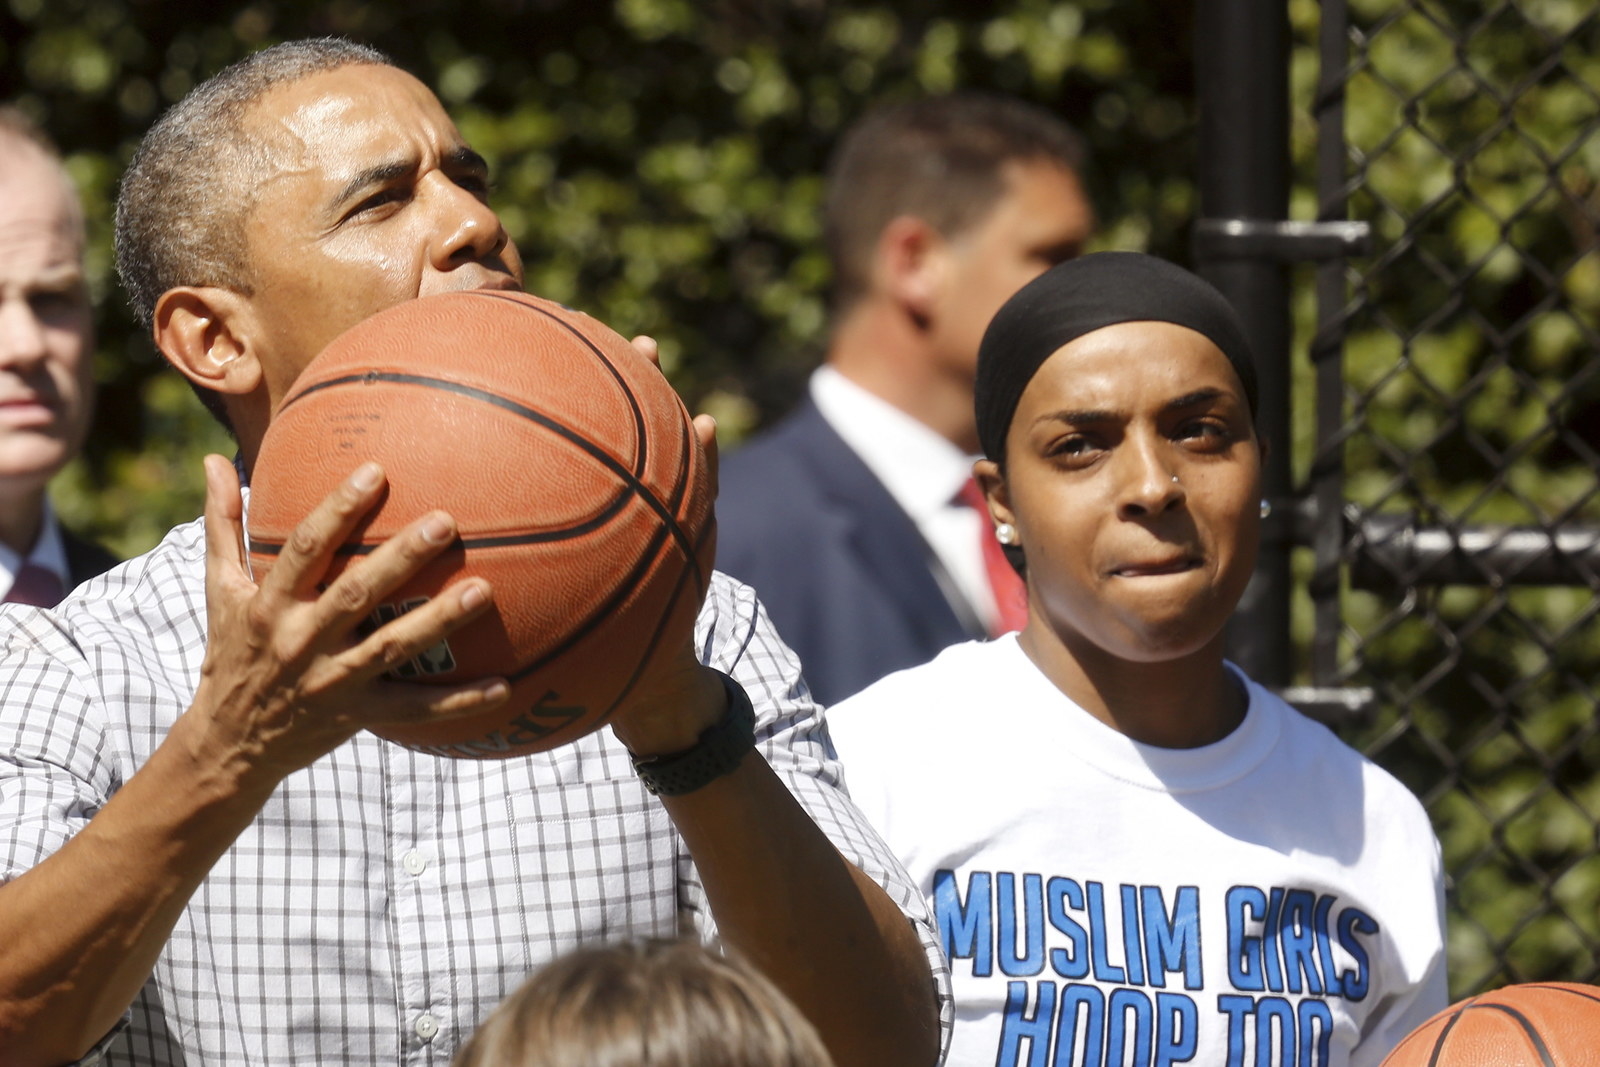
(717, 93, 1094, 706)
(0, 107, 116, 606)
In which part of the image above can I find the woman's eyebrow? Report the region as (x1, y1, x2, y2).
(1036, 407, 1119, 427)
(1163, 387, 1228, 412)
(1032, 388, 1235, 429)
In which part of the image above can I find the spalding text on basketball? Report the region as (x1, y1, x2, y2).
(405, 691, 589, 759)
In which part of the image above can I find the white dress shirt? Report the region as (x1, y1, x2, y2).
(810, 366, 1000, 631)
(0, 499, 69, 601)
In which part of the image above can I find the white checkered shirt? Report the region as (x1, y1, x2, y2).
(0, 514, 953, 1065)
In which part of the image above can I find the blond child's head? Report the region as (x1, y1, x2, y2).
(454, 938, 836, 1067)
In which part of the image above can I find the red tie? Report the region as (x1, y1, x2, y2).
(956, 477, 1028, 635)
(5, 563, 64, 608)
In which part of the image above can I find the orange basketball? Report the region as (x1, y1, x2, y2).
(248, 289, 713, 759)
(1379, 982, 1600, 1066)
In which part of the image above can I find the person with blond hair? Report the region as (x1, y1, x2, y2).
(454, 939, 836, 1067)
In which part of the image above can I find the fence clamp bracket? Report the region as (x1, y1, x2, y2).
(1276, 685, 1377, 725)
(1193, 218, 1372, 263)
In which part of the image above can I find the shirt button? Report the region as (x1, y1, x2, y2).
(402, 849, 427, 876)
(414, 1012, 439, 1040)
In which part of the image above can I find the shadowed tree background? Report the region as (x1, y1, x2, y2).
(4, 0, 1600, 1001)
(1, 0, 1198, 550)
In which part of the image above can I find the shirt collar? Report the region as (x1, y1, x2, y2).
(0, 500, 69, 585)
(809, 366, 977, 521)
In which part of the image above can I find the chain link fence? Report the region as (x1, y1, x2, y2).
(1306, 0, 1600, 994)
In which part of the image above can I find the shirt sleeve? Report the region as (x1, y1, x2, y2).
(0, 607, 136, 1061)
(680, 571, 955, 1061)
(1351, 819, 1450, 1066)
(0, 607, 122, 883)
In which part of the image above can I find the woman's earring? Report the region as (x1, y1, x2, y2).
(1260, 499, 1272, 519)
(996, 523, 1018, 545)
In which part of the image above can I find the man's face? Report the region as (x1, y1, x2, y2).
(235, 64, 524, 414)
(928, 159, 1094, 391)
(0, 139, 94, 493)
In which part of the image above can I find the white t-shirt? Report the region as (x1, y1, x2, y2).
(828, 636, 1447, 1067)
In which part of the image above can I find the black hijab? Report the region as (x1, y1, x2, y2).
(975, 251, 1258, 460)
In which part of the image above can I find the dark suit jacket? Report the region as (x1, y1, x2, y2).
(717, 398, 984, 706)
(63, 526, 118, 591)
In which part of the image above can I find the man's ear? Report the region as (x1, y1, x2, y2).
(875, 215, 948, 326)
(973, 458, 1014, 530)
(152, 286, 264, 398)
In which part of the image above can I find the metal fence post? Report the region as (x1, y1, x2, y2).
(1194, 0, 1294, 687)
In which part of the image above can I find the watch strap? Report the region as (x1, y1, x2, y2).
(630, 670, 758, 797)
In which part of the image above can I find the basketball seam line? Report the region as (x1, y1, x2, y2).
(276, 370, 704, 583)
(1518, 984, 1600, 1006)
(1476, 1004, 1558, 1067)
(428, 508, 713, 754)
(249, 490, 636, 557)
(473, 291, 651, 481)
(503, 521, 680, 685)
(571, 516, 715, 738)
(1424, 1009, 1465, 1067)
(467, 290, 705, 595)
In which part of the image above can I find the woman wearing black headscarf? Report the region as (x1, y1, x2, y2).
(827, 253, 1446, 1067)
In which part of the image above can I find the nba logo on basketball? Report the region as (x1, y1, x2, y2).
(371, 598, 458, 678)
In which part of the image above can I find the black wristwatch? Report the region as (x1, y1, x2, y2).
(630, 670, 758, 797)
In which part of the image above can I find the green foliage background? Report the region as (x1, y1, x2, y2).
(5, 0, 1598, 1000)
(1305, 0, 1600, 995)
(2, 0, 1200, 551)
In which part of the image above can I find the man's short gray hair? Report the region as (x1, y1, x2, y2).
(115, 38, 391, 327)
(113, 38, 391, 431)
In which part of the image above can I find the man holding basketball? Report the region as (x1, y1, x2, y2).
(0, 40, 946, 1067)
